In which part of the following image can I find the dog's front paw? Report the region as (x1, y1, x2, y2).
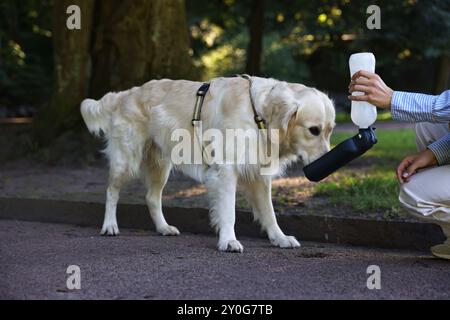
(101, 223, 120, 236)
(218, 239, 244, 253)
(157, 225, 180, 236)
(271, 235, 301, 249)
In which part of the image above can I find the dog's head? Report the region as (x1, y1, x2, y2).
(261, 82, 336, 165)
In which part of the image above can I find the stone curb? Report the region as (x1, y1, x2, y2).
(0, 197, 445, 251)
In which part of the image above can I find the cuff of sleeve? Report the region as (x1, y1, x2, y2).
(390, 91, 408, 122)
(428, 136, 450, 166)
(390, 91, 402, 110)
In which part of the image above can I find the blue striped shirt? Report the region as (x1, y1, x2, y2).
(391, 90, 450, 165)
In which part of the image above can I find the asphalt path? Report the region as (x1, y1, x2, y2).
(1, 220, 449, 300)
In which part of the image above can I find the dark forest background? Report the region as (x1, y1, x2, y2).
(0, 0, 449, 151)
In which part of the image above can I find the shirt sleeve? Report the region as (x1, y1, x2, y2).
(428, 134, 450, 166)
(391, 90, 450, 123)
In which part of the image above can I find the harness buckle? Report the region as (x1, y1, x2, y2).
(254, 116, 266, 130)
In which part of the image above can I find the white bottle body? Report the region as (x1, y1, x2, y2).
(349, 53, 377, 128)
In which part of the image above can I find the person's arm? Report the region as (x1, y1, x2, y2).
(391, 91, 450, 123)
(348, 71, 450, 184)
(348, 70, 450, 123)
(427, 133, 450, 166)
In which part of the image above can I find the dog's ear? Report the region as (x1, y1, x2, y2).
(262, 82, 299, 133)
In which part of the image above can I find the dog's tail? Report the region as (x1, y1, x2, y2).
(80, 98, 112, 136)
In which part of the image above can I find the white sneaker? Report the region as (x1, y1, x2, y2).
(431, 243, 450, 260)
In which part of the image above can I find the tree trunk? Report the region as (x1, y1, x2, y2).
(34, 0, 95, 143)
(246, 0, 265, 76)
(434, 54, 450, 94)
(90, 0, 195, 98)
(35, 0, 195, 145)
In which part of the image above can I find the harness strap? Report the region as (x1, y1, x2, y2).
(192, 83, 210, 126)
(191, 83, 211, 167)
(239, 74, 267, 130)
(191, 77, 266, 130)
(190, 79, 269, 167)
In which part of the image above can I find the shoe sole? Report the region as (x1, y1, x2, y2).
(431, 252, 450, 260)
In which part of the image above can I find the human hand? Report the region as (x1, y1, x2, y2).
(348, 70, 394, 109)
(396, 149, 438, 184)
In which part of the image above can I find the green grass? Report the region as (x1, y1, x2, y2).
(312, 128, 417, 217)
(314, 170, 401, 217)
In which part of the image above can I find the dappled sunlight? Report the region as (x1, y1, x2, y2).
(200, 44, 246, 79)
(163, 185, 207, 200)
(272, 176, 320, 209)
(272, 176, 310, 188)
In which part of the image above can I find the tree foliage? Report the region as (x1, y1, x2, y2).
(1, 0, 449, 112)
(186, 0, 450, 92)
(0, 0, 53, 106)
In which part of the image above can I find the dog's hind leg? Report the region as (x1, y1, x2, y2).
(101, 167, 130, 236)
(205, 166, 242, 253)
(101, 138, 139, 236)
(142, 150, 179, 236)
(242, 178, 300, 249)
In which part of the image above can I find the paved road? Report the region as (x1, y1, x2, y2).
(1, 220, 449, 300)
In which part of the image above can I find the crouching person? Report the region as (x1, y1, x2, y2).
(398, 123, 450, 259)
(348, 70, 450, 259)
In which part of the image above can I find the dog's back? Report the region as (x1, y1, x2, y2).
(81, 79, 201, 136)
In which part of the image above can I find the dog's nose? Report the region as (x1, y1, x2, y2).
(298, 154, 310, 166)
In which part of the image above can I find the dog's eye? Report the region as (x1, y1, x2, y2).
(309, 126, 321, 136)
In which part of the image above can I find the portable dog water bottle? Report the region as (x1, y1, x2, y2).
(349, 53, 377, 128)
(303, 53, 378, 182)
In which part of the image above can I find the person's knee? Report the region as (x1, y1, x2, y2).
(398, 167, 450, 224)
(398, 181, 417, 210)
(398, 174, 432, 216)
(398, 179, 435, 223)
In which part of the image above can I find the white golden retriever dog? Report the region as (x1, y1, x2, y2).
(81, 76, 335, 252)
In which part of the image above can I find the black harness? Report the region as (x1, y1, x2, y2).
(191, 75, 266, 130)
